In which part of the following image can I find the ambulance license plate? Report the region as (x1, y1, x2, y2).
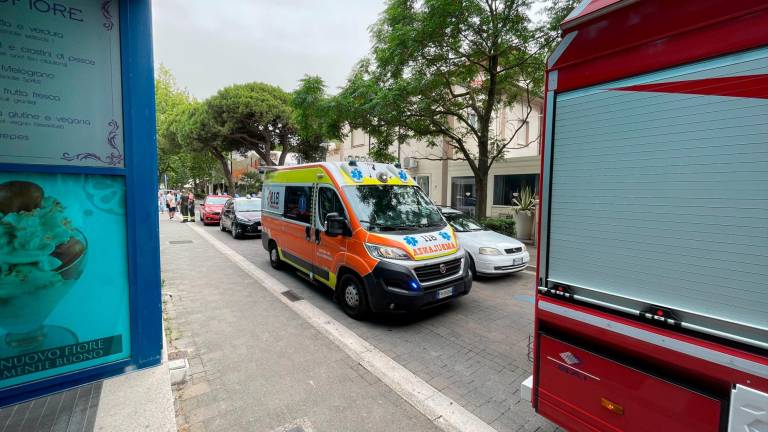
(437, 287, 453, 299)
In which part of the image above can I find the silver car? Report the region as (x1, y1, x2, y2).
(439, 208, 529, 277)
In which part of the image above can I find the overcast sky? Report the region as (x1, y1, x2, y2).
(152, 1, 548, 100)
(152, 0, 386, 99)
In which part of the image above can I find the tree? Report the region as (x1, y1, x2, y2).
(171, 101, 241, 195)
(540, 0, 580, 55)
(239, 170, 262, 195)
(340, 0, 550, 218)
(155, 65, 193, 184)
(291, 75, 344, 162)
(205, 82, 296, 167)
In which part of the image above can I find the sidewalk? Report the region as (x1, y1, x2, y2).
(160, 218, 440, 432)
(0, 331, 176, 432)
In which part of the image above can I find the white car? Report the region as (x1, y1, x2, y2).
(439, 207, 530, 277)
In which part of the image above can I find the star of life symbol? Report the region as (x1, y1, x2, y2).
(559, 351, 580, 365)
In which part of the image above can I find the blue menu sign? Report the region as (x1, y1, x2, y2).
(0, 0, 161, 406)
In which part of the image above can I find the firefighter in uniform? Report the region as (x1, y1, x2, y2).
(187, 191, 195, 222)
(179, 190, 190, 222)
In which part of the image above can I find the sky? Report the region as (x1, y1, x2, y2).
(152, 1, 549, 100)
(152, 0, 386, 98)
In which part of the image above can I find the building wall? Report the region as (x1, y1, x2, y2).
(327, 99, 543, 219)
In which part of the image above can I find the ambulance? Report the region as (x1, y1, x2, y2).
(260, 161, 473, 319)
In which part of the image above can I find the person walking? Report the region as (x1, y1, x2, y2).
(166, 190, 177, 220)
(158, 191, 165, 213)
(179, 190, 190, 223)
(187, 191, 196, 222)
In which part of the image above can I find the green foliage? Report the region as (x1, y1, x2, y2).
(512, 185, 536, 212)
(291, 75, 343, 162)
(481, 217, 516, 237)
(540, 0, 580, 55)
(239, 170, 262, 194)
(339, 0, 551, 218)
(205, 82, 294, 166)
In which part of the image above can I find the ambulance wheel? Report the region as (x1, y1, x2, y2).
(269, 242, 283, 270)
(339, 274, 369, 320)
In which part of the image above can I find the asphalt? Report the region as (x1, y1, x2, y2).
(175, 211, 558, 432)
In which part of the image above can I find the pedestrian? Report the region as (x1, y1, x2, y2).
(187, 191, 196, 222)
(166, 190, 177, 220)
(179, 190, 190, 223)
(158, 191, 165, 213)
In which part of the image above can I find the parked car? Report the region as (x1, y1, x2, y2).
(439, 207, 529, 277)
(198, 195, 230, 225)
(220, 197, 262, 239)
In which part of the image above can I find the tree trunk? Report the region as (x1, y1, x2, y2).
(212, 151, 234, 195)
(474, 173, 488, 220)
(278, 131, 290, 165)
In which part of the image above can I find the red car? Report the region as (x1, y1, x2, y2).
(198, 195, 229, 225)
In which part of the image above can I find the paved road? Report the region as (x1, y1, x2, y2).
(191, 218, 557, 432)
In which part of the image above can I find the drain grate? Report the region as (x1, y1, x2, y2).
(281, 290, 303, 302)
(169, 240, 194, 244)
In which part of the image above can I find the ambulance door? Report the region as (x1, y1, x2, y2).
(313, 185, 348, 289)
(279, 184, 316, 275)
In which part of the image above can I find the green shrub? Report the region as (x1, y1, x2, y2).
(481, 217, 516, 237)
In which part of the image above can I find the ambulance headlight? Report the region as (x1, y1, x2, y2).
(365, 243, 411, 260)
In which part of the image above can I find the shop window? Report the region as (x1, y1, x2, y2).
(414, 176, 430, 197)
(451, 176, 476, 216)
(493, 174, 538, 206)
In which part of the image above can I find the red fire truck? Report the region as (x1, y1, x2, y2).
(533, 1, 768, 431)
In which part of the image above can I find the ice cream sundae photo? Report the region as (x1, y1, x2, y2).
(0, 181, 87, 355)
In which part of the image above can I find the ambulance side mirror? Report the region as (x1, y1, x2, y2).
(325, 213, 348, 237)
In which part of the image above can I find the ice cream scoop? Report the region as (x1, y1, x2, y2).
(0, 181, 44, 214)
(52, 237, 86, 279)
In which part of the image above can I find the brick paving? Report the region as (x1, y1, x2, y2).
(160, 218, 439, 432)
(192, 218, 559, 432)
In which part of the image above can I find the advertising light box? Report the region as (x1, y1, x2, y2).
(0, 0, 160, 405)
(0, 173, 131, 389)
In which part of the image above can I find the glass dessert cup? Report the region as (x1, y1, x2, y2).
(0, 229, 87, 357)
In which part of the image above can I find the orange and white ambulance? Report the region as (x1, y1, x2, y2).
(261, 161, 473, 319)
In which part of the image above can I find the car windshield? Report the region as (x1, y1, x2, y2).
(343, 185, 445, 232)
(205, 197, 228, 205)
(445, 213, 485, 232)
(235, 199, 261, 212)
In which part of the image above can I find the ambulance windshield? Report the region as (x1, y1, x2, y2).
(343, 185, 445, 232)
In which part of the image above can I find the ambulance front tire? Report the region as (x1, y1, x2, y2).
(268, 242, 283, 270)
(338, 273, 370, 320)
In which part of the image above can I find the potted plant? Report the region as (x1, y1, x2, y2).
(512, 186, 535, 241)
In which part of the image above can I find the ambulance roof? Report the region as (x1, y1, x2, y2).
(263, 161, 416, 187)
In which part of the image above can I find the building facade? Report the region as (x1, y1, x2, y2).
(326, 99, 543, 219)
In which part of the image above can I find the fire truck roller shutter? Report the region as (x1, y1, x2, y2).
(546, 47, 768, 345)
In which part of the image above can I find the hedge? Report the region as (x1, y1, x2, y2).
(481, 217, 516, 237)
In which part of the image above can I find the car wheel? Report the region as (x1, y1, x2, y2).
(268, 242, 283, 270)
(220, 220, 226, 231)
(468, 254, 477, 279)
(231, 222, 240, 239)
(338, 274, 369, 320)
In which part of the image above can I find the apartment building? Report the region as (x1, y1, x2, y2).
(326, 98, 543, 218)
